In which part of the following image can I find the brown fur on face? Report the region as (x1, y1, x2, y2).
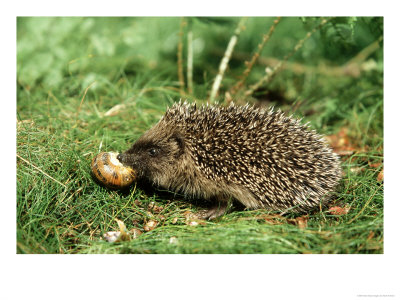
(118, 102, 342, 219)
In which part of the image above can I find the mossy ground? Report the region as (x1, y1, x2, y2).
(17, 17, 383, 254)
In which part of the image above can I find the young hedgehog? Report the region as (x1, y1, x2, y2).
(117, 101, 342, 219)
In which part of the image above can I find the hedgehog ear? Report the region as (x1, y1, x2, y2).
(171, 133, 185, 158)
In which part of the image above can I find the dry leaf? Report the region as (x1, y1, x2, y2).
(329, 206, 350, 215)
(171, 217, 178, 224)
(104, 104, 127, 117)
(377, 169, 384, 182)
(369, 162, 382, 168)
(148, 201, 164, 213)
(296, 216, 308, 229)
(183, 211, 206, 226)
(287, 215, 308, 229)
(103, 219, 130, 242)
(325, 127, 361, 155)
(144, 220, 158, 231)
(130, 228, 142, 239)
(103, 231, 121, 243)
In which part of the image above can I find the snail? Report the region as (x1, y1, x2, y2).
(91, 152, 136, 189)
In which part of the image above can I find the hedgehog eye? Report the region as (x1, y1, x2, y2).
(148, 148, 158, 157)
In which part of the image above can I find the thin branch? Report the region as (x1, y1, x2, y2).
(231, 17, 281, 95)
(17, 154, 67, 189)
(187, 18, 194, 95)
(245, 17, 331, 97)
(209, 17, 247, 103)
(177, 17, 186, 96)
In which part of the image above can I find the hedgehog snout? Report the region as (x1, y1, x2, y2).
(117, 152, 136, 167)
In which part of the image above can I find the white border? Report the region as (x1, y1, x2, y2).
(4, 1, 399, 299)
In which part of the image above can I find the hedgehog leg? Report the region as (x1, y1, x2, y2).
(195, 199, 229, 220)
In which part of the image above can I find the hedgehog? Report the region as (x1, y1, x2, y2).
(117, 101, 342, 219)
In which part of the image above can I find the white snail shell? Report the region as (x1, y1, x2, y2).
(91, 152, 136, 189)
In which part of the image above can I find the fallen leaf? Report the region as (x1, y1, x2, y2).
(369, 162, 382, 168)
(329, 205, 350, 215)
(377, 169, 384, 182)
(104, 104, 127, 117)
(103, 231, 121, 243)
(148, 201, 164, 213)
(325, 127, 362, 155)
(287, 215, 308, 229)
(143, 220, 158, 231)
(103, 219, 130, 242)
(171, 217, 178, 224)
(296, 216, 308, 229)
(130, 228, 142, 239)
(367, 231, 375, 241)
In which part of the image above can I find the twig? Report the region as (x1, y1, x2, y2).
(245, 17, 331, 97)
(209, 17, 247, 103)
(17, 154, 67, 188)
(177, 17, 186, 96)
(187, 18, 194, 95)
(231, 17, 281, 95)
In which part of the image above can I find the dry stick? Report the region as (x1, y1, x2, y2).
(177, 17, 186, 96)
(17, 154, 67, 188)
(245, 18, 331, 97)
(231, 17, 281, 95)
(209, 17, 247, 103)
(187, 19, 194, 95)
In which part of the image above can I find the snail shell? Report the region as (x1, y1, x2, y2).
(91, 152, 136, 189)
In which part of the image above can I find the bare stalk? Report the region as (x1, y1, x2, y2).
(177, 17, 186, 95)
(187, 18, 194, 95)
(245, 17, 331, 97)
(231, 17, 281, 95)
(17, 154, 67, 189)
(209, 17, 247, 103)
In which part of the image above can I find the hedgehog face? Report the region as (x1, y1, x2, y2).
(117, 125, 185, 186)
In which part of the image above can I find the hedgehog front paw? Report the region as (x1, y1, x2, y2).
(195, 202, 228, 220)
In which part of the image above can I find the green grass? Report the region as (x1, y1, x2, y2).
(17, 17, 383, 254)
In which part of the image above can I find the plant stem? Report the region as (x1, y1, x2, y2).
(209, 17, 247, 103)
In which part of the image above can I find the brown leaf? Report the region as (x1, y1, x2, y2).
(148, 201, 164, 213)
(143, 220, 158, 232)
(296, 216, 308, 229)
(186, 219, 206, 226)
(171, 217, 178, 224)
(369, 162, 382, 168)
(103, 219, 131, 242)
(377, 169, 384, 182)
(130, 228, 142, 239)
(287, 215, 308, 229)
(329, 205, 350, 215)
(325, 127, 361, 155)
